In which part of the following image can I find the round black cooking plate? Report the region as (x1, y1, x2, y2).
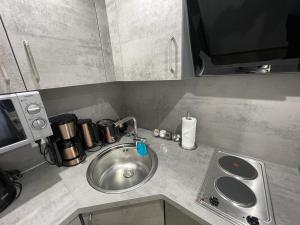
(215, 177, 256, 207)
(218, 156, 258, 180)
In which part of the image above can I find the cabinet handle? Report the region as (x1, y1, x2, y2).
(23, 40, 40, 82)
(0, 63, 10, 86)
(78, 214, 85, 225)
(78, 213, 93, 225)
(168, 36, 177, 74)
(88, 213, 93, 225)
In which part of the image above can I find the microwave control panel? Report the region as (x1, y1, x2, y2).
(17, 91, 53, 140)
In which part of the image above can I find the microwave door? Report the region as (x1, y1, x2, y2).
(0, 97, 33, 154)
(0, 105, 21, 146)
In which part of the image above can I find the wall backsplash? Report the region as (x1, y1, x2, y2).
(40, 82, 124, 120)
(0, 82, 125, 172)
(1, 74, 300, 171)
(124, 74, 300, 168)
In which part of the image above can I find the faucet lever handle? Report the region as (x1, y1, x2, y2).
(133, 137, 146, 143)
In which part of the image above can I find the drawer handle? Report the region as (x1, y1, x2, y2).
(23, 40, 40, 83)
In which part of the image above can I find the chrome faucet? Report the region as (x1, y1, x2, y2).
(114, 116, 138, 137)
(115, 116, 147, 156)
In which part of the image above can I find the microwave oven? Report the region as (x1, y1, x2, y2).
(0, 91, 53, 154)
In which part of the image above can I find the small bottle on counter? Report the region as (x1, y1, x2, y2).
(172, 134, 181, 142)
(159, 130, 167, 138)
(153, 128, 180, 142)
(165, 131, 173, 140)
(153, 129, 160, 137)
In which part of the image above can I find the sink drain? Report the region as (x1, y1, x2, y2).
(123, 169, 134, 178)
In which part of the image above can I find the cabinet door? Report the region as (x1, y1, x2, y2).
(82, 200, 164, 225)
(0, 16, 26, 94)
(0, 0, 107, 90)
(165, 203, 204, 225)
(106, 0, 192, 81)
(94, 0, 116, 82)
(68, 217, 82, 225)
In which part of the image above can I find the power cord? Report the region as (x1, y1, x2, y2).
(14, 181, 22, 199)
(36, 139, 55, 165)
(6, 170, 23, 200)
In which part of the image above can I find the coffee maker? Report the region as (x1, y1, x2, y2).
(48, 114, 86, 167)
(77, 119, 101, 149)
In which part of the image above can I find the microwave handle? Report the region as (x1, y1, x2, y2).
(23, 40, 40, 83)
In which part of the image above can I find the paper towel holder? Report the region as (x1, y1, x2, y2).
(179, 142, 198, 150)
(186, 112, 192, 120)
(180, 112, 198, 150)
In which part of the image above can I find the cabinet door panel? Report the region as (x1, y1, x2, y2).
(67, 217, 82, 225)
(0, 17, 26, 94)
(94, 0, 116, 82)
(83, 200, 164, 225)
(165, 203, 204, 225)
(106, 0, 184, 81)
(0, 0, 106, 90)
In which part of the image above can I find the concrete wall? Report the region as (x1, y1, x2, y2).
(1, 74, 300, 171)
(123, 74, 300, 168)
(0, 82, 125, 172)
(40, 82, 124, 120)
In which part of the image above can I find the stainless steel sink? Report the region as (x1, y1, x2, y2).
(86, 143, 158, 193)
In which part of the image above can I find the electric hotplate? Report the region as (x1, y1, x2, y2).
(218, 155, 258, 180)
(197, 151, 275, 225)
(215, 176, 256, 207)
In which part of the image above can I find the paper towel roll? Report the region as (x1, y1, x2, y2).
(181, 116, 197, 149)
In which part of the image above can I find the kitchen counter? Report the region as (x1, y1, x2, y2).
(0, 129, 299, 225)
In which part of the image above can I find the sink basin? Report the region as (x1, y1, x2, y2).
(87, 143, 158, 193)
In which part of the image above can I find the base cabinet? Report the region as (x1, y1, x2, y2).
(68, 200, 205, 225)
(76, 200, 164, 225)
(165, 203, 204, 225)
(68, 217, 82, 225)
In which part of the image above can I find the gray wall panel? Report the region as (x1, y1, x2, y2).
(123, 74, 300, 168)
(1, 74, 300, 170)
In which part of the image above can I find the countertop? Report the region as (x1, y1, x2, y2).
(0, 129, 299, 225)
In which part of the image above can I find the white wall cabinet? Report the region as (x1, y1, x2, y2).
(0, 0, 194, 89)
(0, 16, 26, 94)
(106, 0, 194, 81)
(0, 0, 109, 90)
